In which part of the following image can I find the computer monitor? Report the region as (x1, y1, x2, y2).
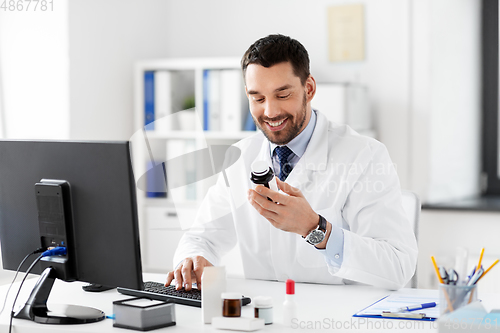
(0, 140, 143, 324)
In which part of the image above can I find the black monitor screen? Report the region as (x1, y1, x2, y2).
(0, 140, 143, 290)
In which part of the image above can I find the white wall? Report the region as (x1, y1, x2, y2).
(0, 1, 69, 139)
(411, 0, 481, 203)
(68, 0, 173, 140)
(0, 53, 4, 138)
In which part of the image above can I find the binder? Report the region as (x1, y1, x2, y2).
(243, 109, 256, 131)
(220, 69, 243, 132)
(145, 161, 167, 198)
(154, 71, 172, 133)
(208, 70, 221, 131)
(144, 71, 155, 130)
(203, 70, 209, 131)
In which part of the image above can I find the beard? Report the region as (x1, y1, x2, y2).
(253, 92, 308, 145)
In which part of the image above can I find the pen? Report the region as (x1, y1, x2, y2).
(396, 302, 437, 312)
(382, 311, 425, 319)
(467, 266, 484, 304)
(467, 266, 476, 283)
(467, 267, 484, 286)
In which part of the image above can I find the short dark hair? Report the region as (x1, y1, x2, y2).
(241, 34, 310, 85)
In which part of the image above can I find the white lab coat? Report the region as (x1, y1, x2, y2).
(174, 111, 418, 290)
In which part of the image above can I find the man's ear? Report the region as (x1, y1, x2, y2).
(305, 75, 316, 103)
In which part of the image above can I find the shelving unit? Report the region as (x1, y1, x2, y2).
(131, 58, 256, 272)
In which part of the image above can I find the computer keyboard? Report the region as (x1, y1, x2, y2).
(117, 281, 251, 308)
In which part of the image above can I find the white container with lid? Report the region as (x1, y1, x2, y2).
(253, 296, 273, 325)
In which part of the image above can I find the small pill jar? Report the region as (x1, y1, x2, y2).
(253, 296, 273, 325)
(221, 293, 242, 317)
(250, 160, 279, 202)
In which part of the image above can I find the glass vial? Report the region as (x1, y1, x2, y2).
(221, 293, 242, 317)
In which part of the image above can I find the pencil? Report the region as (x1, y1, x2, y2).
(431, 256, 444, 284)
(476, 248, 485, 273)
(477, 259, 499, 282)
(431, 256, 454, 312)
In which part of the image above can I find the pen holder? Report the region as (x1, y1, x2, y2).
(439, 284, 477, 315)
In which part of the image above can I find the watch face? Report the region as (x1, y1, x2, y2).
(308, 230, 325, 245)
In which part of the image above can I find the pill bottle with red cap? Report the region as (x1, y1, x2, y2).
(283, 279, 297, 326)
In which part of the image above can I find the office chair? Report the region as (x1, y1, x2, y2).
(401, 190, 421, 288)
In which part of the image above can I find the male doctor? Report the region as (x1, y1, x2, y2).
(166, 34, 418, 291)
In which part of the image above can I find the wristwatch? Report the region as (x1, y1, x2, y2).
(304, 214, 327, 246)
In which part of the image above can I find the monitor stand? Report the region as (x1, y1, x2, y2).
(14, 267, 105, 324)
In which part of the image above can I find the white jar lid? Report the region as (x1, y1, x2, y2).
(251, 160, 269, 174)
(221, 293, 242, 300)
(253, 296, 273, 308)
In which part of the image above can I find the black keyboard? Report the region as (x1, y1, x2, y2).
(117, 281, 251, 308)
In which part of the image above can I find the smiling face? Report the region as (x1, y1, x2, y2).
(245, 62, 316, 145)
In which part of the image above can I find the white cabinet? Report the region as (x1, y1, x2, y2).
(131, 58, 256, 272)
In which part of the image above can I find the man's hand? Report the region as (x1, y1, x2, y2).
(165, 256, 213, 291)
(247, 178, 319, 237)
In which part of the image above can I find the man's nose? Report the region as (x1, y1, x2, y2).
(263, 99, 280, 119)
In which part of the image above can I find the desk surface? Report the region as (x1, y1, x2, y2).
(1, 273, 498, 332)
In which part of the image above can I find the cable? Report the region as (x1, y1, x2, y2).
(0, 247, 45, 315)
(9, 249, 55, 333)
(41, 246, 67, 257)
(7, 247, 66, 332)
(8, 252, 45, 333)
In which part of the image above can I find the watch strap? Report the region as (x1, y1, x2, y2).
(318, 214, 327, 233)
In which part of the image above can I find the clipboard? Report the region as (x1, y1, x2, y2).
(353, 294, 440, 321)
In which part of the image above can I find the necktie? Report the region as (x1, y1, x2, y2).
(274, 146, 294, 181)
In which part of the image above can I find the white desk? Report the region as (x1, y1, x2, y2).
(1, 273, 498, 332)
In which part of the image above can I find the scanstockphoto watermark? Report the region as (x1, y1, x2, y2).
(291, 317, 439, 330)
